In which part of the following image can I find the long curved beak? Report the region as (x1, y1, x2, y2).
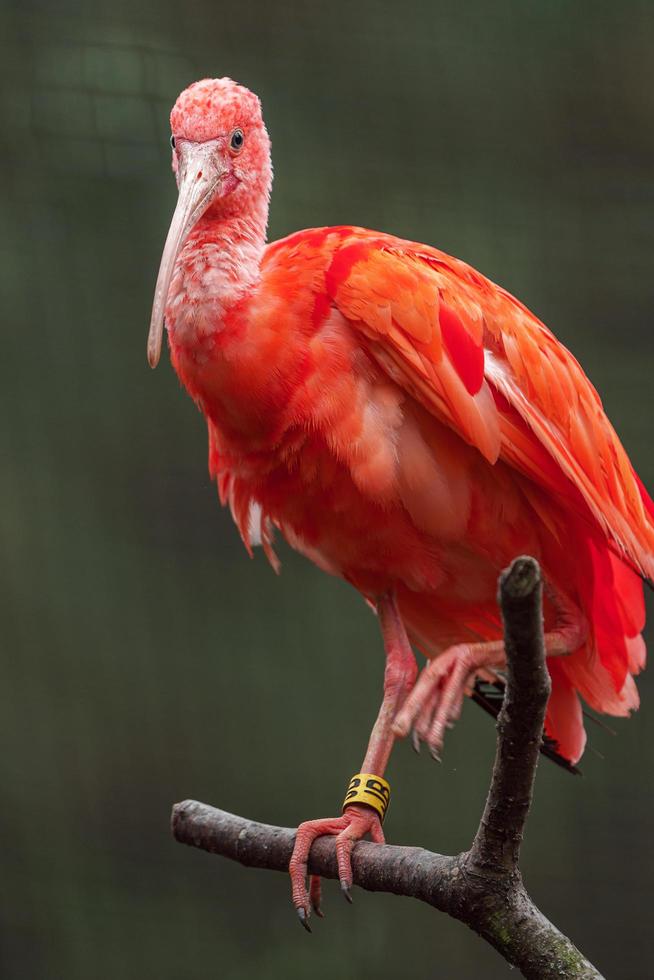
(147, 139, 225, 368)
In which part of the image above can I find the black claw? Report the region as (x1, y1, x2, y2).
(340, 880, 353, 904)
(411, 729, 421, 754)
(429, 745, 442, 763)
(312, 904, 324, 919)
(297, 907, 312, 933)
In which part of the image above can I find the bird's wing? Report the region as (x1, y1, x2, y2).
(324, 231, 654, 578)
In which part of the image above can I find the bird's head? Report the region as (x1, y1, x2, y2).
(148, 77, 272, 367)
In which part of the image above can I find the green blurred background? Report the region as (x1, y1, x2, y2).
(2, 1, 653, 977)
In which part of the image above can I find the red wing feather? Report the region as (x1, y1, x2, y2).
(324, 229, 654, 579)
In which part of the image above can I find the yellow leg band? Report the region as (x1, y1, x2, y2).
(342, 773, 391, 822)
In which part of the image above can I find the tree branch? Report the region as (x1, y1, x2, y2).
(469, 556, 551, 873)
(171, 557, 604, 980)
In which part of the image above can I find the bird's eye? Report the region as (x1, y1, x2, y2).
(170, 135, 176, 149)
(230, 128, 244, 153)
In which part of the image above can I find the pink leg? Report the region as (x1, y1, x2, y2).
(289, 592, 417, 929)
(393, 587, 587, 758)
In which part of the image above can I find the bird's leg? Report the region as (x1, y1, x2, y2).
(393, 588, 587, 759)
(360, 592, 420, 771)
(289, 592, 417, 929)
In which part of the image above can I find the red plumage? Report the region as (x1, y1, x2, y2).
(164, 216, 651, 762)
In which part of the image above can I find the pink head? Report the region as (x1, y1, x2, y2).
(147, 78, 272, 367)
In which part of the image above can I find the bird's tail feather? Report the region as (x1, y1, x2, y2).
(545, 539, 646, 764)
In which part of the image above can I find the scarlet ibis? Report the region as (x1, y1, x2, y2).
(148, 78, 652, 927)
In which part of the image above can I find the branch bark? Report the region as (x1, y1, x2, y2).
(171, 556, 604, 980)
(470, 555, 551, 873)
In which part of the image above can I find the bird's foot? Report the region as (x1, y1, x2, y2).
(392, 640, 506, 758)
(289, 803, 385, 930)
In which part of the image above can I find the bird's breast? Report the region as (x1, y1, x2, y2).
(165, 250, 547, 602)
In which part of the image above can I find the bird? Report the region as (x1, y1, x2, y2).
(147, 77, 653, 928)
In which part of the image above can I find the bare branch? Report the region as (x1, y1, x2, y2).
(171, 800, 458, 907)
(171, 557, 604, 980)
(469, 555, 551, 873)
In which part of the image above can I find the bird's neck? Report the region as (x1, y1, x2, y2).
(167, 198, 297, 449)
(167, 205, 268, 352)
(186, 209, 266, 297)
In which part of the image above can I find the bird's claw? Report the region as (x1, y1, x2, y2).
(289, 804, 384, 925)
(340, 880, 353, 904)
(393, 642, 506, 758)
(297, 907, 312, 933)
